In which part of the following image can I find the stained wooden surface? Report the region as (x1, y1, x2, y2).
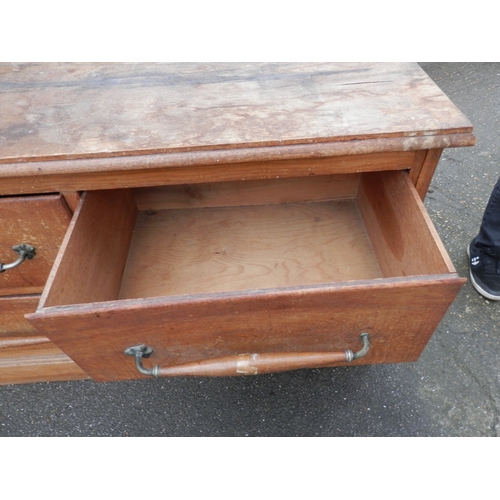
(0, 150, 419, 196)
(156, 350, 351, 377)
(133, 173, 361, 211)
(410, 148, 444, 199)
(0, 195, 72, 295)
(119, 201, 382, 299)
(0, 63, 473, 163)
(61, 191, 81, 213)
(2, 64, 474, 383)
(26, 170, 465, 381)
(357, 170, 456, 277)
(41, 189, 137, 308)
(0, 295, 88, 385)
(0, 63, 475, 199)
(0, 295, 40, 337)
(0, 336, 89, 385)
(27, 276, 463, 382)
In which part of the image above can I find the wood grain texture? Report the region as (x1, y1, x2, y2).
(156, 350, 350, 377)
(413, 149, 444, 199)
(61, 191, 81, 212)
(408, 149, 428, 193)
(25, 170, 465, 381)
(0, 295, 40, 337)
(358, 170, 457, 277)
(0, 195, 72, 295)
(133, 174, 361, 211)
(0, 149, 420, 196)
(119, 200, 382, 299)
(0, 63, 474, 384)
(27, 276, 464, 382)
(0, 335, 51, 350)
(0, 336, 89, 385)
(41, 189, 137, 308)
(0, 63, 473, 165)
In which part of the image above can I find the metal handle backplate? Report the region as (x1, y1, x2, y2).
(0, 244, 36, 273)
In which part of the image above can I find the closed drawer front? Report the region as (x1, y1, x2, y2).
(0, 295, 40, 337)
(0, 336, 89, 385)
(27, 171, 465, 382)
(0, 195, 72, 296)
(0, 295, 89, 385)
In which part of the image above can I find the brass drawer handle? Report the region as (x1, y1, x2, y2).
(0, 244, 36, 273)
(125, 333, 370, 378)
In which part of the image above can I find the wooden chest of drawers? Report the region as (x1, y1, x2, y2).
(0, 63, 475, 384)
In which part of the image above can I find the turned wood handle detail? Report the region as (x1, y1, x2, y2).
(0, 244, 36, 273)
(124, 333, 370, 378)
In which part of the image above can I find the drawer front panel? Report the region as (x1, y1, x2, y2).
(28, 276, 463, 382)
(0, 195, 72, 295)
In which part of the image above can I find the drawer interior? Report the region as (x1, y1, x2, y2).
(119, 193, 382, 298)
(39, 171, 457, 308)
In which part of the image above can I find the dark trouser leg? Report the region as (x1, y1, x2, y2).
(476, 177, 500, 248)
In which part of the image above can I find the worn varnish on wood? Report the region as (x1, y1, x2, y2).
(0, 63, 474, 160)
(27, 172, 464, 381)
(0, 63, 475, 196)
(0, 63, 475, 384)
(0, 336, 89, 385)
(0, 295, 40, 337)
(0, 195, 72, 295)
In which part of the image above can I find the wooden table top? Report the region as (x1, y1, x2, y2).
(0, 62, 474, 166)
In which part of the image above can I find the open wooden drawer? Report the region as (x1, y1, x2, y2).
(26, 171, 465, 382)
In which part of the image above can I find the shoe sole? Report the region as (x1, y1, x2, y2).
(467, 243, 500, 301)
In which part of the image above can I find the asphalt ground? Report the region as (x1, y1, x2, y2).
(1, 63, 499, 438)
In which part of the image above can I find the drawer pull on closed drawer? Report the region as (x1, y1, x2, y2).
(0, 244, 36, 273)
(124, 333, 370, 378)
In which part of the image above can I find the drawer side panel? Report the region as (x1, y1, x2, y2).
(40, 189, 137, 308)
(358, 171, 455, 276)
